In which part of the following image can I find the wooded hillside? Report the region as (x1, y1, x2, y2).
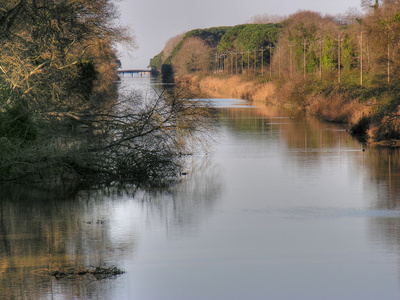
(150, 1, 400, 144)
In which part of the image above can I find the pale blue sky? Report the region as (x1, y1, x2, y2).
(116, 0, 363, 69)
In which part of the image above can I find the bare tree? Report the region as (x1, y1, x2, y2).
(171, 37, 213, 77)
(272, 10, 339, 78)
(56, 84, 217, 184)
(361, 0, 380, 11)
(361, 1, 400, 81)
(248, 14, 287, 24)
(0, 0, 135, 110)
(335, 7, 364, 25)
(163, 33, 186, 62)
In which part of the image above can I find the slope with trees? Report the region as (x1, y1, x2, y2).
(149, 26, 231, 80)
(151, 0, 400, 145)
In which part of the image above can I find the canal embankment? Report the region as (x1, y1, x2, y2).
(186, 74, 400, 146)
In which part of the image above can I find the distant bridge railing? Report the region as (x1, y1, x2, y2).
(117, 69, 152, 75)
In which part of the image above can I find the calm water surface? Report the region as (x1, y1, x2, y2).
(2, 76, 400, 299)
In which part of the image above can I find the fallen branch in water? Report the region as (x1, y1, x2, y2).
(33, 265, 125, 280)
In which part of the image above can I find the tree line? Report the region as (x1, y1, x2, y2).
(150, 0, 400, 143)
(151, 0, 400, 86)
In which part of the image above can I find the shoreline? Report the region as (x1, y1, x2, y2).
(184, 74, 399, 146)
(194, 74, 368, 120)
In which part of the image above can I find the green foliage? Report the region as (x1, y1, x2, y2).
(185, 27, 231, 48)
(0, 84, 12, 104)
(151, 24, 280, 73)
(217, 25, 246, 52)
(163, 26, 231, 65)
(228, 24, 280, 52)
(236, 24, 278, 50)
(341, 34, 356, 73)
(214, 23, 281, 70)
(321, 35, 336, 72)
(306, 46, 319, 73)
(149, 51, 164, 70)
(293, 21, 319, 41)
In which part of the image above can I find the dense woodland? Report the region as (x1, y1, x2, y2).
(150, 0, 400, 144)
(151, 0, 400, 82)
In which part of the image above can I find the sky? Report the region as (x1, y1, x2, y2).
(116, 0, 363, 69)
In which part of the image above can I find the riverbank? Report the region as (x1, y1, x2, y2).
(196, 74, 368, 123)
(190, 74, 400, 146)
(197, 75, 278, 106)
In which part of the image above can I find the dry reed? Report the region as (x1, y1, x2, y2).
(198, 76, 277, 104)
(197, 75, 379, 139)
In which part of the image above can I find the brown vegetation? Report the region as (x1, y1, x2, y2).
(164, 33, 186, 61)
(196, 74, 372, 133)
(307, 91, 370, 124)
(0, 0, 134, 110)
(199, 75, 277, 104)
(172, 37, 213, 77)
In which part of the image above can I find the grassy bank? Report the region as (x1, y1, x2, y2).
(196, 74, 400, 146)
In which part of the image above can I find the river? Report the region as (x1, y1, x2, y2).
(1, 76, 400, 299)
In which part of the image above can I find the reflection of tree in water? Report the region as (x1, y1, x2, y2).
(133, 155, 222, 237)
(0, 183, 137, 299)
(220, 105, 364, 169)
(228, 105, 400, 211)
(0, 154, 222, 299)
(363, 148, 400, 210)
(367, 194, 400, 289)
(359, 148, 400, 286)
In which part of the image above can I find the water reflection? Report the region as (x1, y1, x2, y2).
(362, 148, 400, 209)
(363, 147, 400, 275)
(118, 155, 222, 238)
(220, 105, 400, 206)
(217, 105, 400, 299)
(3, 82, 400, 298)
(0, 184, 138, 299)
(0, 152, 221, 299)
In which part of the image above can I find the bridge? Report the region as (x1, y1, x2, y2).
(117, 69, 152, 76)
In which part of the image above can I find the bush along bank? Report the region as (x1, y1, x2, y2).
(194, 73, 400, 146)
(302, 78, 400, 146)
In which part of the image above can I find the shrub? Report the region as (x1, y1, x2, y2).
(0, 101, 37, 142)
